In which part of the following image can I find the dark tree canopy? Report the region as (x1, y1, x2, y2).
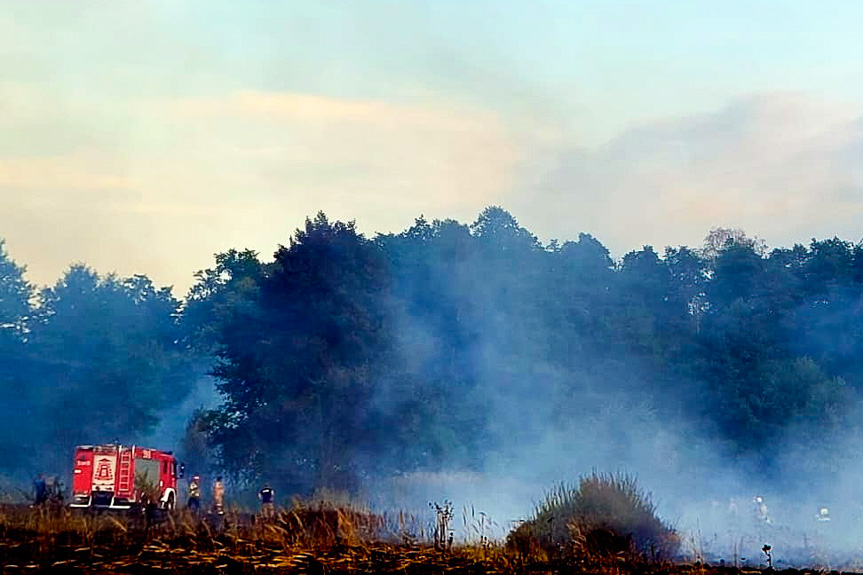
(179, 208, 863, 496)
(0, 261, 195, 473)
(0, 242, 34, 467)
(3, 207, 863, 497)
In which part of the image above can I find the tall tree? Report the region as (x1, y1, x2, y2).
(204, 213, 391, 492)
(616, 246, 670, 357)
(28, 266, 193, 468)
(0, 240, 34, 467)
(0, 239, 32, 340)
(188, 212, 863, 493)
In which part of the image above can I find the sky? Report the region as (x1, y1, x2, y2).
(3, 0, 863, 294)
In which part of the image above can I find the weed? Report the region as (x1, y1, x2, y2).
(430, 500, 453, 551)
(507, 471, 680, 567)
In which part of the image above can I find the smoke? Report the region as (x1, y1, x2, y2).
(6, 210, 863, 570)
(354, 230, 863, 569)
(142, 373, 221, 452)
(367, 336, 861, 567)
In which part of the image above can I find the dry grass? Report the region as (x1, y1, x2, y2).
(507, 472, 680, 570)
(0, 502, 520, 573)
(0, 501, 829, 575)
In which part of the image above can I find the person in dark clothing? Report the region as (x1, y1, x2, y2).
(259, 484, 275, 518)
(43, 475, 63, 504)
(33, 475, 47, 506)
(141, 491, 158, 537)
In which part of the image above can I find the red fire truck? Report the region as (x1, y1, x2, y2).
(70, 444, 179, 510)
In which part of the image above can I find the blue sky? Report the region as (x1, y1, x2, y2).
(2, 1, 863, 292)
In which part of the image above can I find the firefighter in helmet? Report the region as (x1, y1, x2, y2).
(753, 495, 770, 524)
(188, 474, 201, 513)
(43, 475, 63, 505)
(259, 483, 275, 519)
(213, 476, 225, 515)
(32, 474, 47, 507)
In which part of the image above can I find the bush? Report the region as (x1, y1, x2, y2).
(507, 472, 679, 565)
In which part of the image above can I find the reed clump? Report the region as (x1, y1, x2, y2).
(507, 472, 680, 568)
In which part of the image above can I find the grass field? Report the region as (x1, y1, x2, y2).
(0, 502, 509, 574)
(0, 502, 843, 575)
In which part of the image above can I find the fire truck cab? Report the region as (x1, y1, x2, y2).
(70, 444, 179, 510)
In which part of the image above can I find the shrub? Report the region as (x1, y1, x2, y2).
(507, 472, 679, 565)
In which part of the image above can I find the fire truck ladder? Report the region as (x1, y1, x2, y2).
(117, 447, 134, 495)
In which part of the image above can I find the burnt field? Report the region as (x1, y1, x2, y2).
(0, 503, 854, 575)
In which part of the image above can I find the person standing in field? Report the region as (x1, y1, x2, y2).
(213, 476, 225, 515)
(188, 475, 201, 513)
(259, 484, 275, 519)
(32, 474, 47, 506)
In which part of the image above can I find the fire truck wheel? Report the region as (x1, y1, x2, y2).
(164, 492, 175, 511)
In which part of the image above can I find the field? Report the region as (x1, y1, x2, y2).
(0, 502, 846, 575)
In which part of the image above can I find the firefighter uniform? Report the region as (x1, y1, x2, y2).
(33, 475, 47, 506)
(188, 476, 201, 512)
(213, 477, 225, 515)
(259, 485, 275, 518)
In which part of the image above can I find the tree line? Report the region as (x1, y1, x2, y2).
(1, 207, 860, 493)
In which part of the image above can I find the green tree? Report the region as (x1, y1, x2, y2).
(551, 233, 616, 353)
(183, 248, 266, 363)
(470, 205, 540, 253)
(203, 213, 391, 492)
(616, 246, 670, 357)
(0, 239, 33, 340)
(0, 240, 34, 468)
(30, 266, 193, 460)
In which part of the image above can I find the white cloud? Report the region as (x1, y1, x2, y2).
(0, 154, 133, 192)
(140, 90, 526, 215)
(512, 93, 863, 254)
(5, 84, 863, 293)
(0, 89, 530, 292)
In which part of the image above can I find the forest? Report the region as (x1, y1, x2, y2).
(1, 206, 861, 500)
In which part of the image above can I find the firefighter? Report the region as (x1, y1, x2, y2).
(32, 474, 47, 506)
(43, 475, 63, 505)
(188, 475, 201, 513)
(141, 489, 158, 536)
(213, 476, 225, 515)
(259, 483, 275, 519)
(753, 495, 770, 524)
(727, 497, 739, 518)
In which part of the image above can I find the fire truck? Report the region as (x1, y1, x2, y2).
(70, 444, 179, 510)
